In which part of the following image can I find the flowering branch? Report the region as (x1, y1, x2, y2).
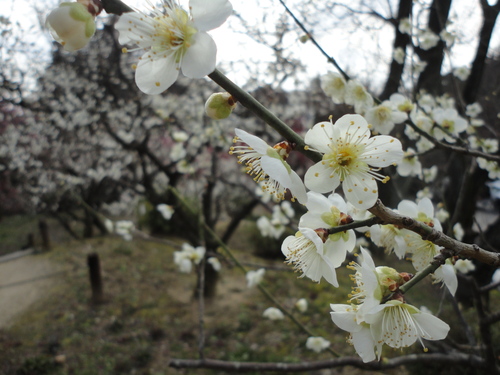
(406, 120, 500, 162)
(208, 69, 322, 162)
(368, 200, 500, 266)
(326, 216, 381, 235)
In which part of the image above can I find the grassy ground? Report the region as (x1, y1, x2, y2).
(0, 220, 498, 375)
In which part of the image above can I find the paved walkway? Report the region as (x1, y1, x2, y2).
(0, 254, 63, 328)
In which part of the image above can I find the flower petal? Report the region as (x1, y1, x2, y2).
(304, 121, 334, 154)
(413, 311, 450, 340)
(261, 156, 307, 204)
(234, 128, 269, 154)
(190, 0, 233, 31)
(343, 173, 378, 210)
(305, 161, 341, 193)
(361, 135, 403, 168)
(181, 32, 217, 78)
(115, 12, 155, 47)
(351, 327, 377, 363)
(135, 53, 179, 95)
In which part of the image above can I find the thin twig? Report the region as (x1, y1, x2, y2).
(277, 0, 349, 80)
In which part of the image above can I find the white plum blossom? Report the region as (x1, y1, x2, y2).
(331, 249, 450, 362)
(454, 259, 475, 274)
(282, 228, 339, 286)
(321, 72, 347, 104)
(262, 307, 285, 320)
(364, 100, 408, 134)
(174, 243, 206, 273)
(298, 191, 357, 267)
(230, 128, 307, 204)
(440, 29, 455, 46)
(389, 93, 414, 114)
(295, 298, 308, 313)
(397, 148, 422, 178)
(115, 0, 233, 94)
(304, 114, 403, 210)
(432, 108, 468, 143)
(115, 220, 135, 241)
(477, 158, 500, 179)
(246, 268, 265, 288)
(207, 257, 221, 272)
(453, 222, 464, 241)
(422, 166, 438, 183)
(466, 103, 482, 118)
(305, 336, 331, 353)
(157, 203, 174, 220)
(418, 29, 440, 50)
(398, 18, 411, 34)
(393, 47, 405, 64)
(364, 300, 450, 355)
(453, 66, 471, 81)
(344, 80, 374, 114)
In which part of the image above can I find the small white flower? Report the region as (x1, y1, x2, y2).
(321, 72, 347, 104)
(432, 108, 468, 143)
(397, 148, 422, 178)
(172, 131, 189, 142)
(454, 259, 475, 274)
(418, 29, 440, 50)
(116, 0, 233, 94)
(393, 47, 406, 64)
(305, 336, 331, 353)
(398, 18, 412, 34)
(207, 257, 221, 272)
(231, 128, 307, 204)
(344, 80, 374, 114)
(263, 307, 285, 320)
(422, 166, 438, 183)
(453, 66, 471, 81)
(304, 114, 403, 209)
(365, 300, 450, 353)
(440, 29, 455, 46)
(295, 298, 308, 313)
(365, 101, 408, 134)
(453, 222, 464, 241)
(174, 243, 206, 273)
(435, 207, 450, 223)
(281, 228, 339, 286)
(246, 268, 265, 288)
(115, 220, 135, 241)
(157, 203, 174, 220)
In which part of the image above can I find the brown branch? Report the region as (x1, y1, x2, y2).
(368, 200, 500, 267)
(169, 352, 489, 372)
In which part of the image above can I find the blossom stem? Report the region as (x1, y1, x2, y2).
(327, 216, 382, 235)
(208, 69, 322, 162)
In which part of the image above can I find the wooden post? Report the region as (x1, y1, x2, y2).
(87, 253, 104, 304)
(38, 220, 51, 251)
(26, 233, 35, 249)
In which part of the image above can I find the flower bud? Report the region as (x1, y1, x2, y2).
(205, 92, 237, 120)
(46, 2, 96, 51)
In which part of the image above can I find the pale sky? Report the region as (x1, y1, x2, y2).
(3, 0, 500, 91)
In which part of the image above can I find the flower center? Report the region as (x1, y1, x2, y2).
(323, 143, 363, 181)
(375, 106, 391, 122)
(152, 7, 197, 63)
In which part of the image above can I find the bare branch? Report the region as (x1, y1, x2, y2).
(169, 352, 490, 372)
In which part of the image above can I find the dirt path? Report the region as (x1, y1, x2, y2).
(0, 254, 64, 328)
